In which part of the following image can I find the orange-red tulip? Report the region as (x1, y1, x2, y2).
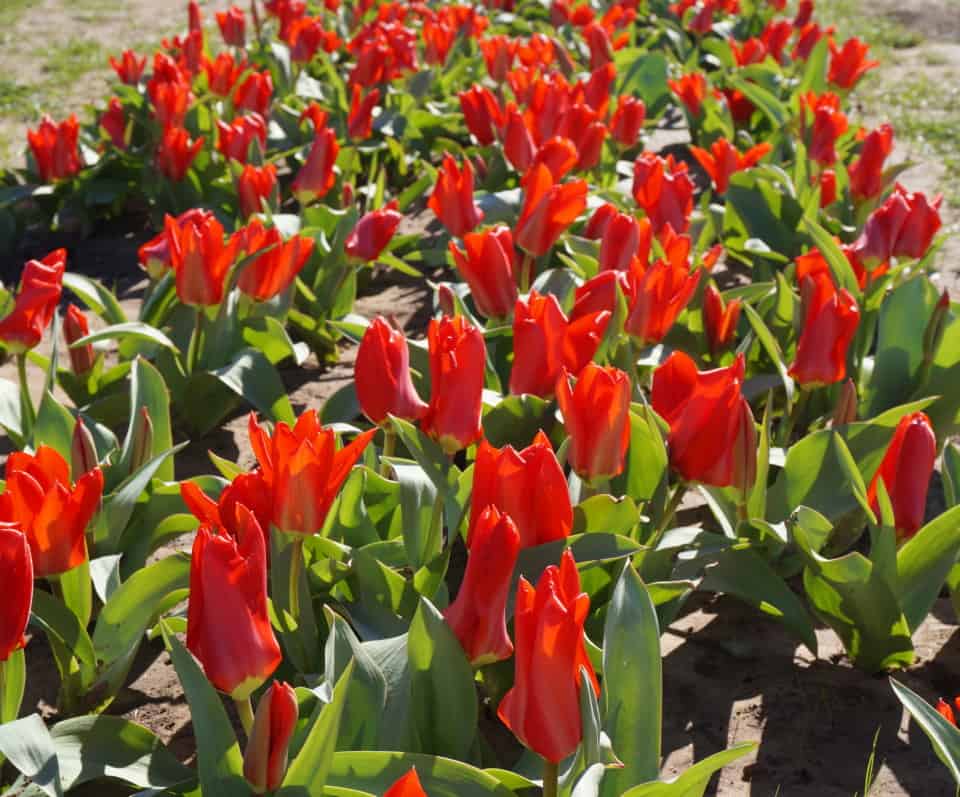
(217, 114, 267, 163)
(355, 316, 428, 425)
(156, 126, 204, 182)
(852, 185, 942, 267)
(216, 5, 246, 47)
(0, 249, 65, 353)
(702, 283, 741, 356)
(27, 115, 81, 183)
(238, 164, 278, 218)
(690, 138, 771, 195)
(515, 164, 587, 257)
(64, 304, 95, 375)
(233, 69, 273, 116)
(109, 50, 146, 85)
(348, 85, 380, 140)
(668, 73, 707, 118)
(449, 226, 518, 319)
(237, 220, 315, 301)
(849, 123, 894, 201)
(165, 211, 240, 306)
(611, 95, 645, 148)
(479, 35, 517, 82)
(828, 37, 879, 89)
(459, 85, 506, 146)
(0, 524, 32, 662)
(428, 154, 484, 237)
(345, 201, 402, 262)
(181, 471, 273, 552)
(632, 153, 694, 234)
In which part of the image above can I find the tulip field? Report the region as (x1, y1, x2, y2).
(2, 0, 960, 794)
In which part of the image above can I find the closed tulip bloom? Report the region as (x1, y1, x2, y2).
(800, 92, 848, 166)
(422, 316, 486, 454)
(828, 37, 879, 89)
(556, 363, 631, 482)
(582, 202, 618, 240)
(515, 164, 588, 257)
(459, 85, 506, 146)
(480, 35, 517, 82)
(583, 22, 613, 70)
(668, 73, 707, 118)
(345, 201, 402, 262)
(150, 79, 193, 128)
(157, 126, 204, 182)
(531, 136, 579, 182)
(233, 70, 273, 116)
(187, 510, 281, 699)
(504, 105, 536, 173)
(599, 211, 651, 272)
(849, 123, 894, 201)
(243, 681, 298, 793)
(0, 524, 32, 662)
(0, 446, 103, 578)
(384, 768, 428, 797)
(690, 138, 771, 195)
(355, 316, 428, 425)
(498, 549, 599, 764)
(611, 95, 645, 148)
(652, 351, 757, 489)
(702, 283, 741, 356)
(100, 97, 127, 150)
(819, 169, 837, 207)
(27, 115, 81, 183)
(428, 154, 484, 238)
(237, 220, 315, 301)
(165, 212, 240, 306)
(217, 114, 267, 163)
(238, 164, 278, 218)
(449, 226, 517, 319)
(347, 85, 379, 140)
(64, 304, 95, 375)
(249, 410, 376, 535)
(0, 249, 65, 353)
(853, 185, 943, 266)
(469, 432, 573, 548)
(868, 412, 936, 539)
(109, 49, 147, 84)
(444, 506, 520, 666)
(632, 153, 694, 234)
(292, 126, 339, 204)
(788, 273, 860, 387)
(217, 6, 246, 47)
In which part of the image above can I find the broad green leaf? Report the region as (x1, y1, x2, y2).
(0, 648, 25, 724)
(34, 391, 74, 459)
(390, 417, 462, 503)
(392, 462, 439, 570)
(896, 505, 960, 631)
(890, 679, 960, 785)
(119, 359, 175, 481)
(212, 347, 295, 424)
(481, 394, 554, 449)
(70, 322, 179, 352)
(801, 217, 860, 295)
(612, 407, 668, 504)
(621, 744, 757, 797)
(573, 495, 640, 538)
(0, 714, 63, 797)
(58, 559, 93, 628)
(742, 304, 794, 403)
(30, 589, 97, 687)
(63, 273, 127, 325)
(943, 442, 960, 507)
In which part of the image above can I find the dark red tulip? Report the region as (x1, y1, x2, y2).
(156, 126, 204, 182)
(165, 211, 240, 306)
(0, 249, 65, 353)
(515, 164, 588, 257)
(632, 153, 694, 234)
(853, 185, 942, 266)
(237, 219, 315, 301)
(355, 316, 428, 425)
(788, 272, 860, 387)
(217, 6, 247, 47)
(187, 509, 281, 699)
(652, 351, 757, 489)
(27, 115, 81, 183)
(444, 505, 520, 666)
(345, 201, 402, 262)
(702, 283, 741, 356)
(64, 304, 95, 376)
(428, 154, 484, 237)
(828, 37, 879, 89)
(292, 126, 339, 204)
(217, 114, 267, 164)
(0, 524, 32, 662)
(557, 363, 631, 482)
(498, 549, 600, 763)
(238, 164, 278, 219)
(0, 446, 103, 578)
(449, 225, 517, 319)
(109, 49, 147, 85)
(422, 316, 486, 453)
(690, 138, 771, 195)
(867, 412, 936, 539)
(243, 681, 298, 793)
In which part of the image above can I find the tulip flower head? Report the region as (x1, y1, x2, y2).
(702, 283, 742, 356)
(849, 123, 894, 201)
(243, 681, 298, 793)
(292, 126, 339, 204)
(0, 249, 65, 353)
(345, 201, 403, 263)
(157, 126, 204, 182)
(64, 304, 95, 376)
(515, 164, 588, 257)
(611, 95, 646, 148)
(348, 85, 380, 140)
(355, 316, 429, 425)
(668, 72, 707, 118)
(217, 114, 267, 164)
(852, 185, 942, 267)
(100, 98, 127, 150)
(165, 211, 241, 307)
(937, 697, 960, 727)
(217, 6, 246, 47)
(428, 154, 484, 238)
(632, 153, 694, 234)
(0, 524, 32, 662)
(690, 138, 771, 195)
(788, 272, 860, 387)
(828, 37, 879, 89)
(110, 49, 147, 85)
(238, 164, 278, 219)
(448, 225, 518, 319)
(27, 115, 82, 183)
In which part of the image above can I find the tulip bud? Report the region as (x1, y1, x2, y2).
(436, 283, 457, 318)
(131, 407, 154, 473)
(71, 417, 99, 482)
(64, 304, 95, 376)
(923, 290, 951, 366)
(243, 681, 298, 794)
(832, 378, 858, 426)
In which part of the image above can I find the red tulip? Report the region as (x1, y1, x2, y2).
(583, 62, 617, 116)
(515, 164, 588, 257)
(237, 220, 315, 301)
(238, 164, 278, 219)
(632, 153, 694, 234)
(556, 363, 631, 482)
(109, 49, 146, 84)
(422, 316, 486, 453)
(582, 202, 617, 240)
(249, 410, 376, 535)
(217, 6, 246, 47)
(801, 92, 848, 166)
(64, 304, 95, 376)
(100, 97, 127, 150)
(531, 136, 579, 182)
(793, 22, 833, 61)
(702, 284, 741, 356)
(288, 17, 340, 63)
(0, 446, 103, 578)
(157, 126, 204, 182)
(384, 769, 428, 797)
(480, 35, 517, 82)
(761, 19, 793, 62)
(233, 70, 273, 116)
(203, 52, 244, 97)
(27, 115, 81, 183)
(729, 37, 768, 67)
(470, 432, 572, 548)
(652, 351, 756, 489)
(690, 138, 771, 195)
(187, 510, 281, 699)
(788, 272, 860, 387)
(828, 37, 879, 89)
(0, 524, 32, 662)
(504, 105, 536, 173)
(583, 22, 613, 70)
(348, 85, 380, 140)
(938, 698, 960, 728)
(217, 114, 267, 163)
(345, 201, 402, 262)
(449, 226, 517, 319)
(428, 154, 484, 238)
(181, 472, 273, 552)
(668, 73, 707, 118)
(149, 78, 193, 128)
(794, 0, 814, 27)
(165, 211, 239, 306)
(292, 126, 339, 204)
(611, 95, 645, 148)
(599, 211, 651, 273)
(243, 681, 298, 793)
(819, 169, 837, 207)
(849, 123, 894, 201)
(424, 19, 456, 65)
(853, 185, 942, 267)
(0, 249, 65, 353)
(355, 317, 428, 426)
(795, 241, 884, 291)
(867, 412, 936, 539)
(444, 505, 520, 665)
(498, 549, 599, 763)
(460, 85, 506, 146)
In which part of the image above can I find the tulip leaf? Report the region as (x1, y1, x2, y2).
(612, 407, 668, 504)
(0, 714, 63, 797)
(0, 647, 25, 726)
(279, 661, 355, 795)
(34, 390, 75, 460)
(211, 347, 295, 425)
(392, 462, 440, 571)
(0, 376, 24, 443)
(890, 678, 960, 785)
(943, 441, 960, 508)
(619, 743, 757, 797)
(573, 495, 640, 538)
(30, 588, 97, 690)
(50, 715, 193, 791)
(741, 303, 794, 404)
(616, 50, 669, 116)
(481, 394, 554, 450)
(119, 358, 175, 482)
(728, 75, 788, 127)
(723, 171, 806, 262)
(58, 559, 93, 629)
(896, 505, 960, 631)
(407, 598, 477, 760)
(325, 752, 517, 797)
(801, 216, 861, 296)
(161, 623, 251, 797)
(920, 307, 960, 437)
(62, 273, 127, 325)
(601, 563, 661, 796)
(390, 417, 463, 504)
(69, 322, 179, 353)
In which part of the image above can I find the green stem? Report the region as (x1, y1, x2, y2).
(289, 537, 304, 624)
(653, 481, 687, 544)
(780, 388, 810, 447)
(519, 253, 535, 295)
(235, 696, 255, 737)
(187, 307, 206, 374)
(542, 760, 559, 797)
(380, 426, 397, 477)
(16, 354, 34, 441)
